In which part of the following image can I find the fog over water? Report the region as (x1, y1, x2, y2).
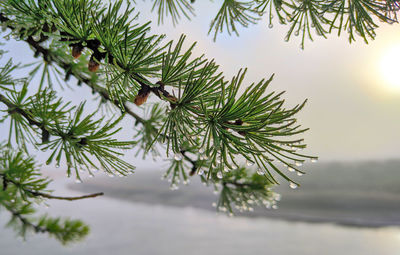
(1, 181, 400, 255)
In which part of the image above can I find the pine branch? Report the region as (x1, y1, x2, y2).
(7, 206, 47, 233)
(0, 173, 103, 201)
(0, 93, 43, 128)
(0, 13, 146, 124)
(0, 14, 203, 174)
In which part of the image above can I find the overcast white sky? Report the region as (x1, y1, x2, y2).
(1, 1, 399, 169)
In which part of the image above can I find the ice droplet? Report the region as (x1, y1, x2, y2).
(288, 166, 295, 172)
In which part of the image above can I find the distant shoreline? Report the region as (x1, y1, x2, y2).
(69, 183, 400, 229)
(69, 160, 400, 229)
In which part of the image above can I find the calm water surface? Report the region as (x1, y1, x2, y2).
(1, 185, 400, 255)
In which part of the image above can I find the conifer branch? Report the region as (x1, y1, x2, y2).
(0, 173, 103, 201)
(0, 13, 146, 124)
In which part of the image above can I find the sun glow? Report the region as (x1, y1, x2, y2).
(380, 45, 400, 92)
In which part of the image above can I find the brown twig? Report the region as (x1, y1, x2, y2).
(0, 173, 104, 201)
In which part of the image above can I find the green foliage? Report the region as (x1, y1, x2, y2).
(214, 167, 278, 214)
(3, 0, 394, 244)
(150, 0, 399, 47)
(209, 0, 261, 41)
(0, 145, 89, 244)
(152, 0, 195, 26)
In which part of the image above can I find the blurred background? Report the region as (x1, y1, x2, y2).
(1, 1, 400, 255)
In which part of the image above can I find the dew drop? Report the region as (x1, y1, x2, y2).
(257, 169, 264, 175)
(295, 161, 303, 167)
(268, 23, 273, 29)
(200, 155, 208, 160)
(55, 163, 60, 168)
(170, 184, 179, 190)
(212, 202, 217, 207)
(174, 153, 183, 161)
(75, 178, 82, 184)
(223, 166, 230, 173)
(289, 182, 298, 189)
(297, 172, 304, 176)
(272, 205, 279, 209)
(198, 169, 204, 175)
(89, 173, 94, 178)
(294, 31, 299, 36)
(288, 166, 295, 172)
(284, 35, 290, 42)
(217, 172, 223, 179)
(311, 157, 318, 163)
(246, 160, 254, 166)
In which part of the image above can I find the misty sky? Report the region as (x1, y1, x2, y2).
(134, 1, 400, 162)
(1, 1, 399, 166)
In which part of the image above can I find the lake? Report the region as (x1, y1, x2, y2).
(1, 161, 400, 255)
